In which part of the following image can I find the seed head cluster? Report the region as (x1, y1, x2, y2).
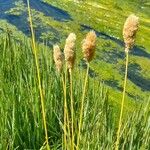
(53, 45, 63, 73)
(82, 31, 97, 62)
(123, 14, 139, 52)
(64, 33, 76, 70)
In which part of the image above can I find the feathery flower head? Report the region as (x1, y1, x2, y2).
(123, 14, 139, 52)
(64, 33, 76, 70)
(53, 45, 63, 73)
(82, 31, 97, 62)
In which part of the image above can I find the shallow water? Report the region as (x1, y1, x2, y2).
(22, 0, 71, 21)
(0, 0, 71, 42)
(0, 0, 71, 21)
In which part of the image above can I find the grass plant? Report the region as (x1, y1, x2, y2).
(115, 14, 139, 150)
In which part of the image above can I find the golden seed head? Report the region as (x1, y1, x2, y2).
(82, 31, 97, 62)
(123, 14, 139, 52)
(64, 33, 76, 70)
(53, 45, 63, 73)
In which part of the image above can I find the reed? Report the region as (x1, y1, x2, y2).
(77, 31, 97, 149)
(64, 33, 76, 149)
(115, 14, 139, 150)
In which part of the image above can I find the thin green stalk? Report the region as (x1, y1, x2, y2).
(77, 62, 90, 149)
(115, 51, 129, 150)
(12, 99, 15, 149)
(62, 72, 67, 150)
(69, 69, 74, 150)
(27, 0, 50, 149)
(62, 67, 71, 150)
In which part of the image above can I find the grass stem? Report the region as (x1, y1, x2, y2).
(69, 69, 74, 150)
(62, 71, 67, 150)
(115, 51, 129, 150)
(62, 66, 71, 149)
(77, 62, 89, 149)
(27, 0, 50, 149)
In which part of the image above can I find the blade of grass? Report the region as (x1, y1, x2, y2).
(69, 69, 74, 150)
(62, 68, 71, 150)
(27, 0, 50, 149)
(77, 62, 89, 149)
(115, 51, 129, 150)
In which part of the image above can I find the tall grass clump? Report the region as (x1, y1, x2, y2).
(115, 14, 139, 150)
(0, 31, 62, 149)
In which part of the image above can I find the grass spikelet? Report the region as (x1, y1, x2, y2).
(82, 30, 97, 62)
(115, 14, 139, 150)
(123, 14, 139, 52)
(64, 33, 76, 70)
(53, 45, 63, 73)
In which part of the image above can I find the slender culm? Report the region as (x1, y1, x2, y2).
(27, 0, 50, 150)
(64, 33, 76, 70)
(82, 30, 97, 62)
(53, 45, 63, 73)
(115, 14, 139, 150)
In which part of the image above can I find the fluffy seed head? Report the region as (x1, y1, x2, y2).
(82, 31, 97, 62)
(53, 45, 63, 72)
(64, 33, 76, 70)
(123, 14, 139, 52)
